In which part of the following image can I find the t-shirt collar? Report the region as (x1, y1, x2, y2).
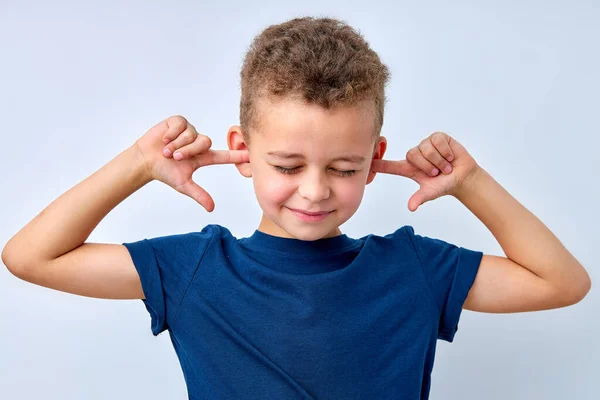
(244, 229, 356, 257)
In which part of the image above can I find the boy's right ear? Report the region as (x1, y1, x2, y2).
(227, 125, 252, 178)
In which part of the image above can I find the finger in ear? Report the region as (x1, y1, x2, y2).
(227, 125, 252, 178)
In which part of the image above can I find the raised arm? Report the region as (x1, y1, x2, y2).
(1, 144, 152, 299)
(1, 115, 249, 299)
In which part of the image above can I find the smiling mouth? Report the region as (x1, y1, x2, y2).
(287, 208, 333, 216)
(286, 207, 333, 222)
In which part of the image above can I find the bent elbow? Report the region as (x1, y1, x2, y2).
(565, 274, 592, 306)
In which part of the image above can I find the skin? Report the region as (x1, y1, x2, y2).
(226, 96, 387, 241)
(3, 105, 589, 311)
(148, 104, 589, 313)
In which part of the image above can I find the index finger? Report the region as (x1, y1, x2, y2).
(371, 159, 416, 178)
(202, 149, 250, 166)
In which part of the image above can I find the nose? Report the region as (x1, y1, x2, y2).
(297, 170, 331, 202)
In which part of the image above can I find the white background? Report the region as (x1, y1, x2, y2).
(1, 0, 597, 399)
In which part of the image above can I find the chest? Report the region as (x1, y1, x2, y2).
(172, 269, 438, 398)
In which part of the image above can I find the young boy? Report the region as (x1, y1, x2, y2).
(2, 16, 591, 400)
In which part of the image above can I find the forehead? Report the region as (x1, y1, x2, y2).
(252, 97, 376, 156)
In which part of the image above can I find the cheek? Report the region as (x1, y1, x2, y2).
(252, 167, 296, 205)
(335, 179, 366, 208)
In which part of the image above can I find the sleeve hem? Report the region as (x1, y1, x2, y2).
(438, 248, 483, 342)
(123, 239, 167, 336)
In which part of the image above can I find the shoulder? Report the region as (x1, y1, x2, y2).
(155, 224, 233, 242)
(358, 225, 417, 248)
(382, 225, 458, 256)
(358, 225, 467, 264)
(124, 224, 236, 256)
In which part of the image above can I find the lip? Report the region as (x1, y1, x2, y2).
(286, 207, 333, 222)
(287, 208, 332, 216)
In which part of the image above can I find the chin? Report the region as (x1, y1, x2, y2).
(288, 229, 331, 241)
(259, 205, 351, 240)
(281, 220, 342, 241)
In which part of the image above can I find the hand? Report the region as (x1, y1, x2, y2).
(371, 132, 480, 212)
(133, 115, 249, 212)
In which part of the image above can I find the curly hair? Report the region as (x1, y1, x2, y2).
(239, 16, 391, 143)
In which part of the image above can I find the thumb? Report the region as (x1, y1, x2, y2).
(407, 188, 437, 212)
(175, 179, 215, 212)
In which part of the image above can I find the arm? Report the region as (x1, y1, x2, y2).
(1, 145, 152, 299)
(2, 116, 248, 300)
(371, 131, 591, 313)
(456, 166, 592, 312)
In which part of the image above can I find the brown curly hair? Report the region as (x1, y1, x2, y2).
(239, 16, 391, 143)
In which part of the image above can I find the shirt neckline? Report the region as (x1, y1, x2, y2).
(243, 229, 357, 258)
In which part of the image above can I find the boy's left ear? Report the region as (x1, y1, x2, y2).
(366, 136, 387, 185)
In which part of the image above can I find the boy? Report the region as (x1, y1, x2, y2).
(1, 16, 591, 400)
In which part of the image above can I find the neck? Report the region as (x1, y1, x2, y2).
(257, 212, 342, 239)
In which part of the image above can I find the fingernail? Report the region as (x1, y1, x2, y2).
(163, 147, 172, 157)
(174, 152, 182, 160)
(444, 165, 452, 174)
(431, 168, 439, 176)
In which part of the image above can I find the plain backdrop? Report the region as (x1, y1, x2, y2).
(1, 1, 597, 399)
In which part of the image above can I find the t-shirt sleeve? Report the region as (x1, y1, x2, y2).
(404, 226, 484, 342)
(122, 225, 217, 336)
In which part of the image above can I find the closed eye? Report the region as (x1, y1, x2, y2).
(273, 166, 300, 174)
(333, 169, 357, 177)
(273, 166, 356, 177)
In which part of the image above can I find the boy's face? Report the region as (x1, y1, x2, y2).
(228, 96, 386, 241)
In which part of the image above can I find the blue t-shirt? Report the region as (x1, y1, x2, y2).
(122, 224, 483, 399)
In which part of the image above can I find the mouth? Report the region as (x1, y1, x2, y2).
(287, 208, 333, 216)
(286, 207, 334, 222)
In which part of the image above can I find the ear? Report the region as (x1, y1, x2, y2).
(366, 136, 387, 185)
(227, 125, 252, 178)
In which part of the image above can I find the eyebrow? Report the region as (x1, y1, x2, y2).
(267, 151, 366, 163)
